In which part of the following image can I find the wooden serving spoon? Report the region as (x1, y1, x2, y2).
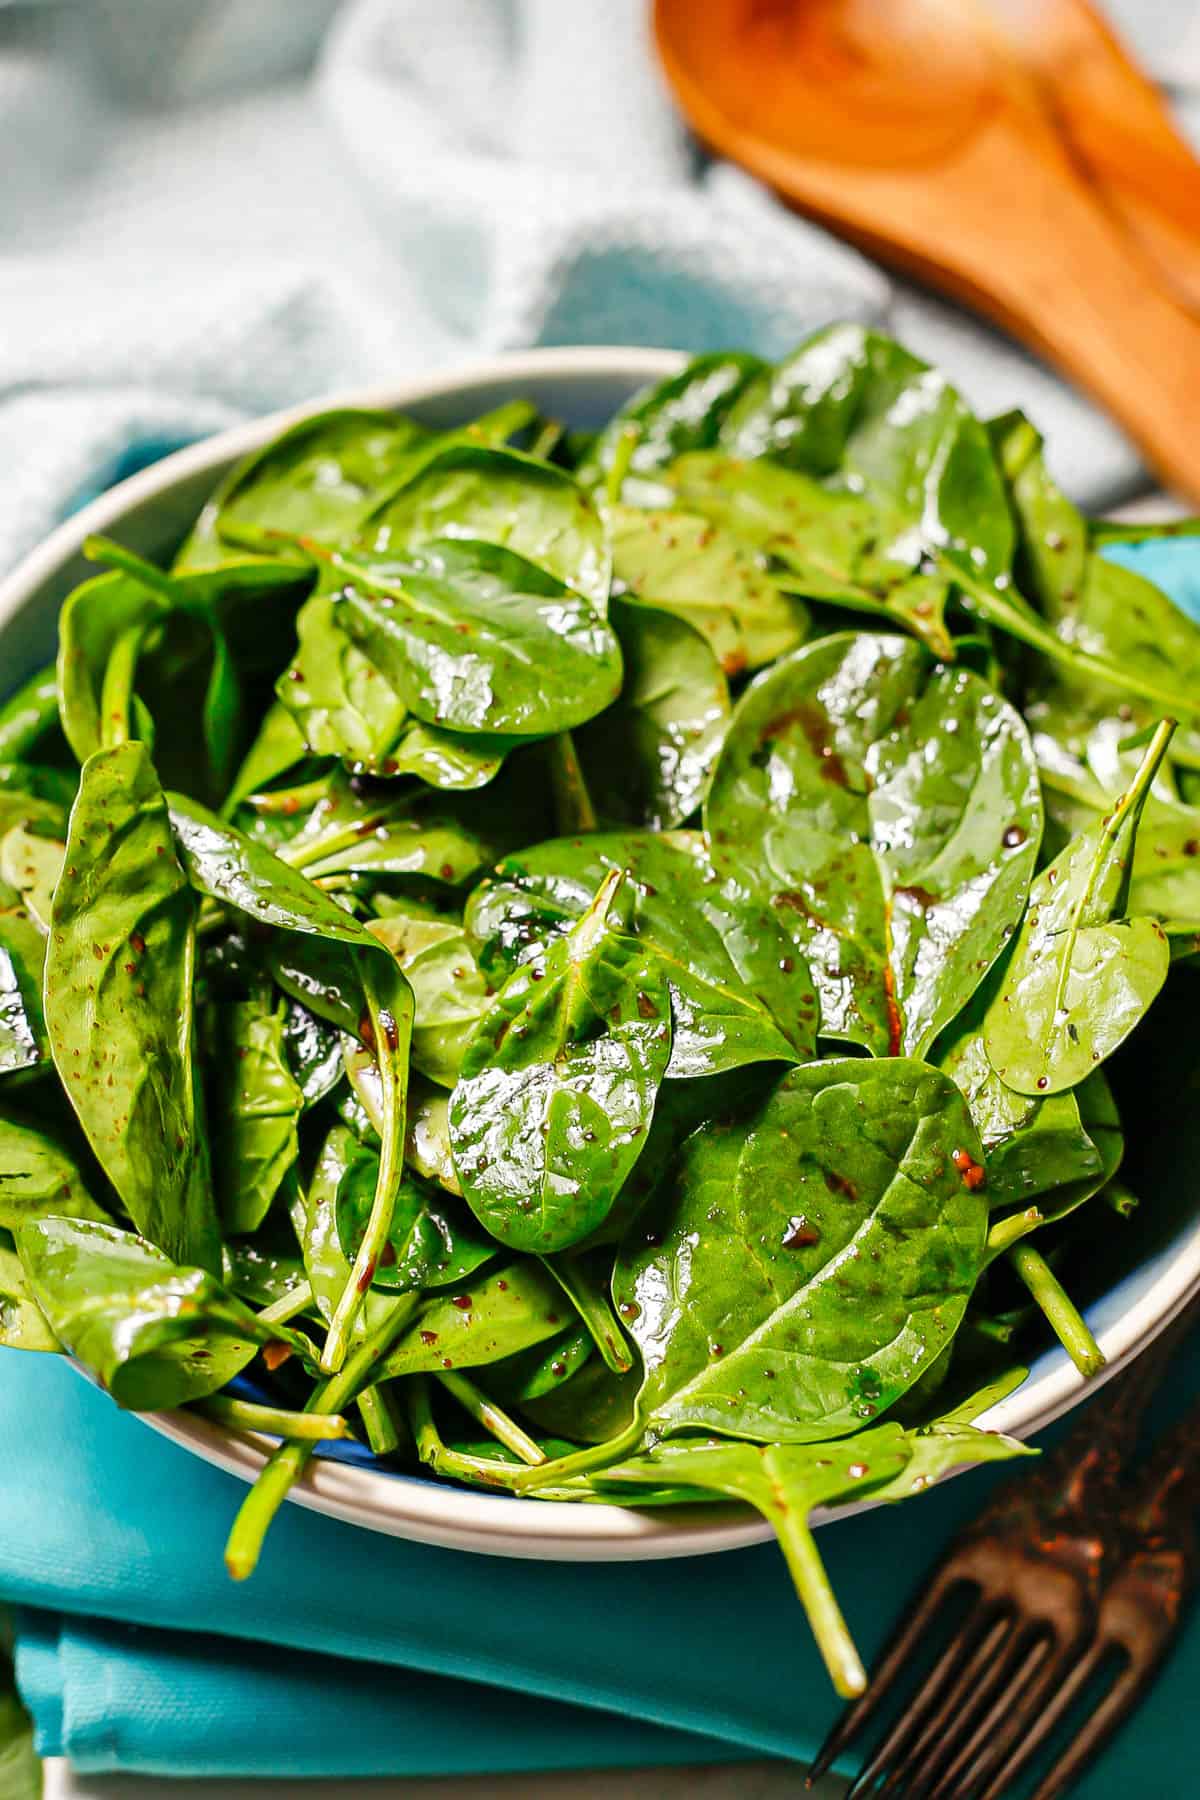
(654, 0, 1200, 500)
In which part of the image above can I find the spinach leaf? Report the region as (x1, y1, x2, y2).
(0, 826, 64, 932)
(325, 540, 623, 737)
(616, 1058, 988, 1443)
(276, 591, 407, 769)
(301, 1125, 413, 1338)
(0, 1243, 58, 1352)
(0, 663, 59, 761)
(468, 829, 813, 1075)
(450, 872, 673, 1254)
(0, 765, 72, 839)
(223, 700, 309, 814)
(365, 443, 611, 612)
(17, 1215, 305, 1408)
(662, 453, 955, 659)
(57, 569, 168, 761)
(0, 902, 47, 1079)
(333, 1141, 493, 1293)
(44, 743, 219, 1274)
(484, 1325, 594, 1406)
(208, 999, 303, 1234)
(983, 723, 1173, 1094)
(577, 351, 766, 492)
(281, 997, 344, 1108)
(573, 599, 729, 832)
(378, 1259, 571, 1378)
(706, 632, 1041, 1056)
(175, 408, 432, 569)
(367, 905, 491, 1088)
(607, 502, 808, 674)
(936, 981, 1103, 1212)
(0, 1116, 109, 1230)
(719, 324, 1014, 583)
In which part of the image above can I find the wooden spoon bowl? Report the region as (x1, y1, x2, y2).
(655, 0, 1200, 500)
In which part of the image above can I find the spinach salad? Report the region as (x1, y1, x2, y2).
(3, 325, 1198, 1696)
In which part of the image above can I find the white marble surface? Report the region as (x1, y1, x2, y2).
(46, 1760, 849, 1797)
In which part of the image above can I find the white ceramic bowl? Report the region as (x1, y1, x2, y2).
(4, 345, 1199, 1563)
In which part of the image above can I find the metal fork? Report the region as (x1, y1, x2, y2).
(807, 1323, 1198, 1798)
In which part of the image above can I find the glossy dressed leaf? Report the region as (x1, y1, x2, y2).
(280, 997, 344, 1108)
(0, 826, 65, 932)
(577, 351, 765, 492)
(0, 1116, 109, 1230)
(224, 1237, 309, 1311)
(983, 729, 1172, 1095)
(301, 1126, 412, 1336)
(468, 829, 813, 1076)
(276, 591, 407, 768)
(0, 764, 72, 838)
(379, 1259, 570, 1378)
(0, 1242, 58, 1351)
(208, 1000, 303, 1234)
(17, 1215, 303, 1408)
(56, 569, 169, 762)
(451, 875, 673, 1254)
(719, 323, 1014, 587)
(608, 502, 808, 675)
(404, 1075, 461, 1194)
(573, 599, 730, 832)
(706, 633, 1041, 1057)
(484, 1324, 594, 1406)
(366, 443, 611, 611)
(382, 718, 517, 791)
(616, 1058, 989, 1443)
(995, 412, 1200, 755)
(330, 539, 623, 737)
(223, 700, 308, 813)
(367, 907, 491, 1087)
(518, 1354, 641, 1445)
(937, 982, 1103, 1212)
(0, 902, 47, 1078)
(663, 451, 955, 659)
(0, 663, 59, 761)
(333, 1140, 494, 1292)
(175, 408, 431, 569)
(45, 744, 219, 1274)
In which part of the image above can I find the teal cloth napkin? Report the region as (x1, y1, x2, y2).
(3, 1331, 1200, 1791)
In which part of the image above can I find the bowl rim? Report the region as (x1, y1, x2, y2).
(6, 342, 1200, 1562)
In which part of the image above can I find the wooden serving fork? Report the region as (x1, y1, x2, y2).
(808, 1321, 1200, 1796)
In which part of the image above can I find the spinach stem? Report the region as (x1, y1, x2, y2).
(544, 1251, 633, 1374)
(98, 623, 146, 749)
(985, 1208, 1043, 1258)
(1007, 1243, 1105, 1378)
(225, 1299, 417, 1580)
(605, 424, 640, 508)
(772, 1505, 867, 1699)
(255, 1282, 314, 1329)
(320, 978, 406, 1373)
(408, 1375, 528, 1487)
(357, 1383, 402, 1455)
(434, 1369, 546, 1465)
(500, 1417, 645, 1494)
(546, 732, 598, 834)
(197, 1395, 351, 1441)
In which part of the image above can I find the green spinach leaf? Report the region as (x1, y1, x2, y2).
(451, 872, 673, 1254)
(706, 632, 1041, 1056)
(44, 743, 219, 1273)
